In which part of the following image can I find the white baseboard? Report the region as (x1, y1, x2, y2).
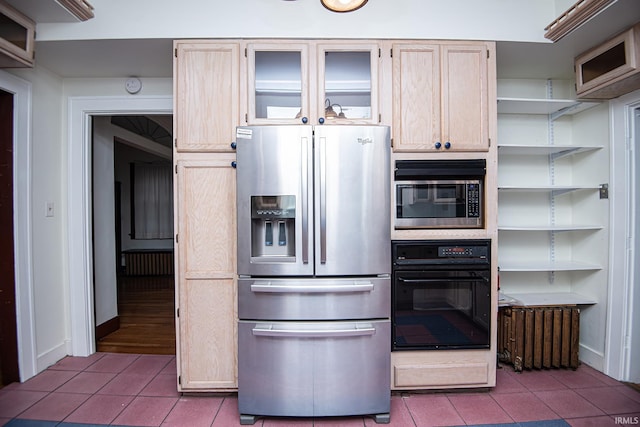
(579, 343, 605, 373)
(36, 341, 70, 373)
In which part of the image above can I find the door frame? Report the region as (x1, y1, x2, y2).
(68, 96, 172, 356)
(0, 70, 36, 381)
(607, 89, 640, 382)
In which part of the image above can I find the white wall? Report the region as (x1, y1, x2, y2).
(92, 116, 118, 327)
(6, 69, 172, 373)
(7, 66, 68, 372)
(34, 0, 553, 43)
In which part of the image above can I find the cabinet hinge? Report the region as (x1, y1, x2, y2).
(245, 48, 247, 57)
(178, 376, 181, 386)
(175, 234, 179, 243)
(488, 138, 491, 147)
(174, 139, 177, 148)
(487, 50, 490, 59)
(245, 113, 248, 123)
(175, 164, 178, 174)
(390, 49, 393, 58)
(176, 308, 179, 317)
(378, 113, 382, 123)
(378, 48, 381, 58)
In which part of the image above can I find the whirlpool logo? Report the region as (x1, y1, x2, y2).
(357, 137, 373, 145)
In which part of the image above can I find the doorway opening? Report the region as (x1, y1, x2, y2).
(0, 89, 19, 387)
(92, 114, 175, 355)
(68, 95, 173, 358)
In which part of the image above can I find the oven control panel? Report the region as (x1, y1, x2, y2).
(393, 240, 490, 265)
(439, 245, 487, 258)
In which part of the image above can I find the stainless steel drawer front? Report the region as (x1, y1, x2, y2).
(238, 320, 391, 418)
(238, 276, 390, 320)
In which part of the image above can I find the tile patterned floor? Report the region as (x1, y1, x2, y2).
(1, 353, 639, 427)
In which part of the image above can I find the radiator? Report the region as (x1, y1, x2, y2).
(123, 250, 174, 276)
(497, 306, 580, 372)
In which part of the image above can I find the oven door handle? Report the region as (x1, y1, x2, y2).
(250, 281, 374, 293)
(398, 277, 489, 283)
(252, 323, 376, 338)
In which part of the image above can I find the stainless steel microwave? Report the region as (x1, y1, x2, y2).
(394, 160, 485, 229)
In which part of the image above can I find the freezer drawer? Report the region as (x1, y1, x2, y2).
(238, 319, 391, 418)
(238, 276, 390, 320)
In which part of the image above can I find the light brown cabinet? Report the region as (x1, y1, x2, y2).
(0, 2, 35, 68)
(175, 156, 237, 391)
(245, 40, 381, 125)
(391, 42, 493, 152)
(174, 41, 241, 152)
(575, 22, 640, 100)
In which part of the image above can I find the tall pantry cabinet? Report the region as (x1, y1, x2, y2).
(173, 41, 241, 391)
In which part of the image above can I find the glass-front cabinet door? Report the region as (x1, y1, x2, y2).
(247, 43, 309, 124)
(317, 43, 379, 125)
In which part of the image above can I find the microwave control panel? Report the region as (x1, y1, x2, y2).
(467, 183, 481, 218)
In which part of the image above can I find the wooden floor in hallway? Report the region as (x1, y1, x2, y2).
(96, 275, 175, 355)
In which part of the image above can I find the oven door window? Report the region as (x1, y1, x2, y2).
(393, 270, 490, 350)
(396, 183, 466, 219)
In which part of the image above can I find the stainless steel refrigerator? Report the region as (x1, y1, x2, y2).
(235, 125, 391, 425)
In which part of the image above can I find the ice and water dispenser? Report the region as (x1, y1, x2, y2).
(250, 195, 296, 261)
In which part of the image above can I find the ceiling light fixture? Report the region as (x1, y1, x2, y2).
(321, 0, 368, 13)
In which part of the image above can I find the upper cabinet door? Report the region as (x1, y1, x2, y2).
(317, 42, 380, 125)
(392, 42, 490, 152)
(441, 44, 489, 152)
(174, 41, 240, 152)
(247, 43, 310, 125)
(392, 43, 441, 151)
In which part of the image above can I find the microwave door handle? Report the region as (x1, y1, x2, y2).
(301, 136, 309, 264)
(319, 136, 327, 264)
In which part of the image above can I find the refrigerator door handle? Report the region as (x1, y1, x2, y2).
(250, 281, 375, 294)
(252, 323, 376, 338)
(301, 136, 309, 264)
(319, 136, 327, 264)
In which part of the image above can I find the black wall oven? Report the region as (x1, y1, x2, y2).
(392, 240, 491, 350)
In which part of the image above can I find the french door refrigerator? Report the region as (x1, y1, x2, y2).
(235, 125, 391, 425)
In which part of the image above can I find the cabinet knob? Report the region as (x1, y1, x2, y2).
(444, 142, 451, 149)
(318, 117, 325, 125)
(301, 117, 308, 124)
(230, 142, 237, 149)
(435, 142, 442, 149)
(231, 161, 237, 169)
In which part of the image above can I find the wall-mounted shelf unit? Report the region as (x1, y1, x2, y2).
(497, 79, 608, 311)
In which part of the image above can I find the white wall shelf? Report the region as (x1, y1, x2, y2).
(498, 225, 603, 231)
(499, 260, 602, 272)
(501, 292, 597, 307)
(497, 97, 599, 119)
(498, 144, 603, 158)
(496, 78, 608, 319)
